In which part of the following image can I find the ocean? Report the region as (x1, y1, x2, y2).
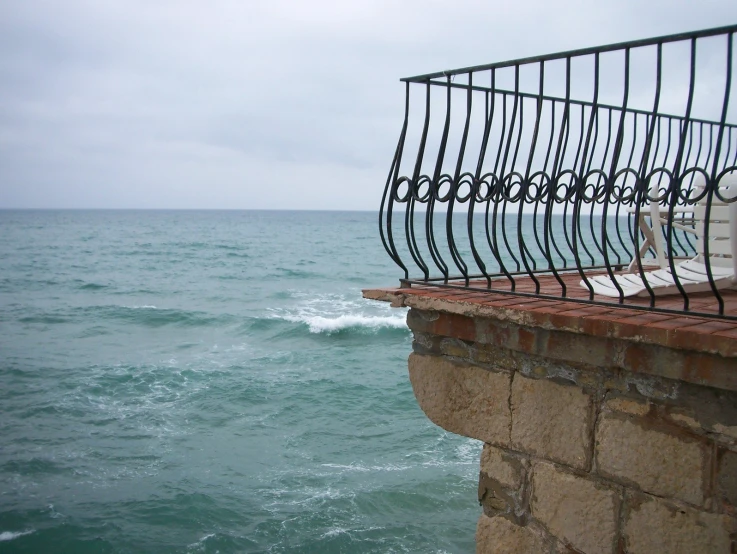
(0, 210, 480, 554)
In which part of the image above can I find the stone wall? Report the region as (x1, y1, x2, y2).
(405, 307, 737, 553)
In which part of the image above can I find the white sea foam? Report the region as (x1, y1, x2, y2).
(186, 532, 216, 552)
(321, 462, 412, 473)
(321, 527, 348, 538)
(129, 305, 158, 309)
(455, 438, 483, 463)
(321, 525, 384, 539)
(0, 530, 35, 542)
(189, 533, 215, 545)
(269, 291, 409, 334)
(287, 313, 407, 334)
(267, 486, 356, 507)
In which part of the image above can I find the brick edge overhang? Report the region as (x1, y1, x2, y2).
(363, 286, 737, 392)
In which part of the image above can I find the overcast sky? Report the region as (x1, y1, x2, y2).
(1, 0, 736, 210)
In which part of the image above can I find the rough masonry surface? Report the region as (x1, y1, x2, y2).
(405, 307, 737, 553)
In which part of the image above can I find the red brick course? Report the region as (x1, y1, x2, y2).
(364, 278, 737, 386)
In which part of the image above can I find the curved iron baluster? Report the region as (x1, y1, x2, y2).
(525, 62, 552, 274)
(468, 82, 496, 287)
(425, 76, 454, 282)
(600, 47, 632, 303)
(631, 42, 663, 301)
(405, 83, 433, 280)
(446, 73, 474, 284)
(576, 53, 602, 297)
(705, 31, 734, 315)
(379, 81, 410, 278)
(664, 38, 698, 310)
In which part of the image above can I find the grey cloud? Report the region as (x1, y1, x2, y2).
(1, 0, 736, 209)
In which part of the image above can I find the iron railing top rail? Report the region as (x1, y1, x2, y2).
(401, 24, 737, 82)
(428, 83, 737, 129)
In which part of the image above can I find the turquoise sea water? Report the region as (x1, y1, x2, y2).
(0, 210, 479, 554)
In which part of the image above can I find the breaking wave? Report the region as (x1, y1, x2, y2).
(282, 313, 407, 334)
(0, 530, 35, 542)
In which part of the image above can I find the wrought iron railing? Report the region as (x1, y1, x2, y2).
(380, 25, 737, 320)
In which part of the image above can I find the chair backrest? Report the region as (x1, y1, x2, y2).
(692, 173, 737, 272)
(731, 189, 737, 278)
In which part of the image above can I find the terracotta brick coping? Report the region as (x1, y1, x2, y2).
(363, 285, 737, 360)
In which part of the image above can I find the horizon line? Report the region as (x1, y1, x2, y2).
(0, 207, 378, 212)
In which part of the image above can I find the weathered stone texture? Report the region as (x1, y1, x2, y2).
(603, 395, 650, 417)
(392, 301, 737, 553)
(623, 494, 735, 553)
(595, 414, 705, 506)
(511, 374, 594, 470)
(667, 411, 703, 432)
(478, 445, 529, 521)
(480, 444, 524, 490)
(717, 450, 737, 512)
(476, 514, 549, 554)
(713, 422, 737, 450)
(531, 461, 618, 554)
(439, 337, 473, 359)
(408, 353, 511, 445)
(714, 422, 737, 441)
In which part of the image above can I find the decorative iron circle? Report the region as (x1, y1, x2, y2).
(643, 168, 674, 204)
(455, 173, 475, 203)
(579, 170, 607, 203)
(610, 168, 640, 204)
(414, 175, 433, 203)
(434, 174, 454, 202)
(528, 171, 552, 203)
(475, 173, 499, 202)
(392, 177, 412, 203)
(714, 167, 737, 203)
(502, 172, 525, 203)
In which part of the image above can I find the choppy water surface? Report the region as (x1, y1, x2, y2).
(0, 210, 480, 553)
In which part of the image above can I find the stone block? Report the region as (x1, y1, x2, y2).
(714, 423, 737, 440)
(408, 353, 511, 445)
(595, 414, 706, 506)
(478, 477, 512, 514)
(623, 493, 736, 553)
(476, 514, 549, 554)
(717, 449, 737, 511)
(714, 423, 737, 448)
(480, 444, 524, 490)
(534, 329, 618, 371)
(668, 411, 702, 432)
(478, 445, 528, 519)
(511, 374, 594, 470)
(603, 395, 650, 417)
(531, 461, 619, 554)
(474, 343, 518, 370)
(439, 337, 473, 359)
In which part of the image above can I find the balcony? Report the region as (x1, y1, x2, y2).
(369, 26, 737, 553)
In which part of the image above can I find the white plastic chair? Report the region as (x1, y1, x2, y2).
(582, 174, 737, 298)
